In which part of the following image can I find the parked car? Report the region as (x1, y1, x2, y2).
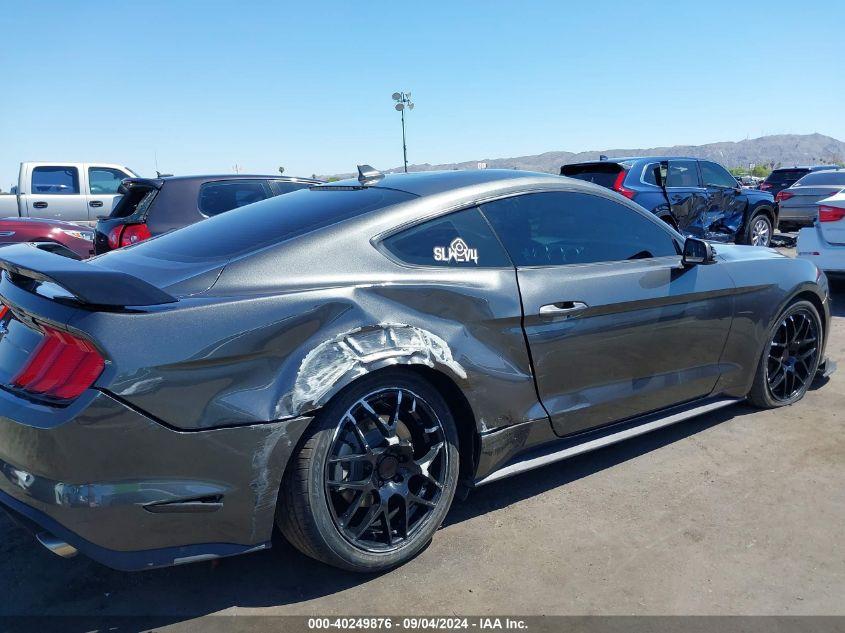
(0, 162, 137, 225)
(797, 190, 845, 275)
(0, 217, 94, 259)
(0, 168, 832, 572)
(561, 157, 777, 246)
(776, 168, 845, 230)
(736, 175, 762, 187)
(758, 165, 837, 196)
(93, 174, 322, 254)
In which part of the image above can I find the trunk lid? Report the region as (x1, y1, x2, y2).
(780, 186, 844, 204)
(0, 243, 189, 406)
(89, 246, 224, 297)
(561, 161, 628, 189)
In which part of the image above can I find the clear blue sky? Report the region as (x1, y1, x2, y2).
(2, 0, 843, 188)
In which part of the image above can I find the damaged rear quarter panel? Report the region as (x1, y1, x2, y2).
(91, 218, 542, 435)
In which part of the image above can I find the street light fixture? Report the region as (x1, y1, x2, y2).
(392, 91, 414, 173)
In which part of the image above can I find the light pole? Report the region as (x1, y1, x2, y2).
(391, 91, 414, 173)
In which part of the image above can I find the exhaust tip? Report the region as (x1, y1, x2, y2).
(36, 531, 78, 559)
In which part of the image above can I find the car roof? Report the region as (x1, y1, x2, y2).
(564, 156, 700, 166)
(120, 174, 324, 190)
(159, 174, 323, 183)
(319, 169, 561, 197)
(772, 165, 837, 171)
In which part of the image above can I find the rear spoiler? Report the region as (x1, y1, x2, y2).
(117, 177, 164, 195)
(0, 243, 176, 307)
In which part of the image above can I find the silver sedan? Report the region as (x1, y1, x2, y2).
(777, 168, 845, 228)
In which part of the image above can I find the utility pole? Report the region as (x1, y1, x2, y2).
(391, 92, 415, 173)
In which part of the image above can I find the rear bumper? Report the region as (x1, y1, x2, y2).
(778, 205, 816, 226)
(0, 388, 312, 570)
(0, 488, 269, 570)
(797, 227, 845, 274)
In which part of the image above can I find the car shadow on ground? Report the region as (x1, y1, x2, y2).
(1, 404, 762, 631)
(1, 281, 842, 630)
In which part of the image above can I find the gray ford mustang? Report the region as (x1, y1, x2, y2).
(0, 168, 833, 572)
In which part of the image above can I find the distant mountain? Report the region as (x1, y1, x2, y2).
(324, 133, 845, 179)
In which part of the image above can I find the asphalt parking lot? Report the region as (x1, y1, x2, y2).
(1, 247, 843, 626)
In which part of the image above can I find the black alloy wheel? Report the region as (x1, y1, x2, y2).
(325, 388, 448, 551)
(766, 308, 820, 402)
(278, 370, 459, 572)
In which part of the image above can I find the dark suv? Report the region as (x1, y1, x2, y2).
(562, 157, 777, 246)
(759, 165, 838, 197)
(94, 174, 322, 254)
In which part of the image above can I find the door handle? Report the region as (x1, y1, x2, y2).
(33, 201, 48, 209)
(89, 200, 103, 208)
(539, 301, 589, 317)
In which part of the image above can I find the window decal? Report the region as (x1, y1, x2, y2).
(433, 238, 478, 264)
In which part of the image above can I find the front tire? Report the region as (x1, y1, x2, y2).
(278, 370, 460, 572)
(747, 300, 822, 408)
(743, 211, 773, 247)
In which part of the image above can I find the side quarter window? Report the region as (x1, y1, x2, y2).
(198, 180, 272, 216)
(480, 192, 680, 267)
(383, 207, 511, 267)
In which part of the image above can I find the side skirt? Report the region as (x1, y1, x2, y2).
(475, 396, 743, 487)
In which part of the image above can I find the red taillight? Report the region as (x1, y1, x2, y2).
(120, 223, 151, 247)
(107, 225, 123, 249)
(10, 324, 104, 400)
(612, 170, 635, 199)
(776, 191, 794, 203)
(819, 205, 845, 223)
(107, 223, 151, 249)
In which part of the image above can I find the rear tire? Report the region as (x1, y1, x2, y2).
(277, 370, 460, 572)
(747, 300, 822, 408)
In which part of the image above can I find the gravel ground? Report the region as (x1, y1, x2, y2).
(0, 244, 842, 627)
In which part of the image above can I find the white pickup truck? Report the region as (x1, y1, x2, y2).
(0, 162, 138, 225)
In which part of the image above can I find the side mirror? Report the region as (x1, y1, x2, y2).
(682, 237, 714, 266)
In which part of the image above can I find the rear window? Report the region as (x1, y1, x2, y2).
(129, 186, 417, 262)
(271, 180, 312, 196)
(793, 171, 845, 186)
(560, 163, 627, 189)
(765, 169, 809, 186)
(110, 185, 157, 218)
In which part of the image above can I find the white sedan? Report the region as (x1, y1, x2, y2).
(797, 190, 845, 275)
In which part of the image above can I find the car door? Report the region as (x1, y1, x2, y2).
(699, 161, 746, 240)
(480, 190, 736, 437)
(664, 159, 708, 235)
(25, 164, 88, 222)
(85, 165, 134, 221)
